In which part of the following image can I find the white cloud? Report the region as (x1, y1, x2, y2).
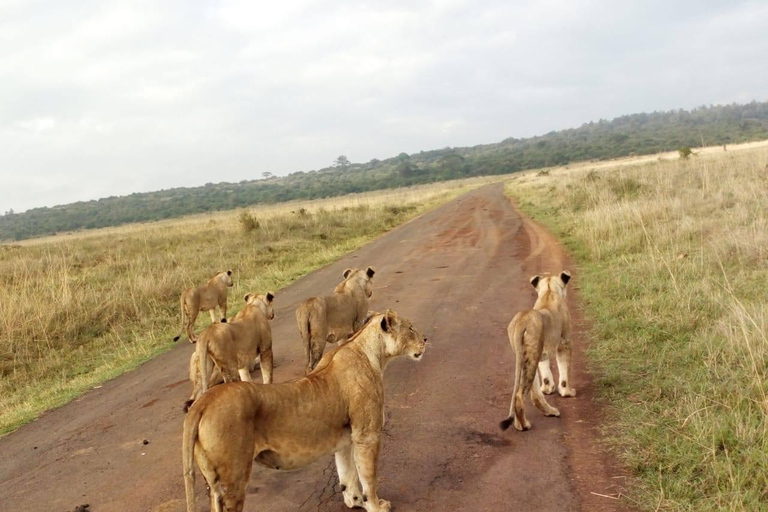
(19, 117, 57, 132)
(0, 0, 767, 213)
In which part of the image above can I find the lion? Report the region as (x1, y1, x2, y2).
(185, 292, 275, 411)
(500, 271, 575, 432)
(186, 348, 263, 407)
(182, 309, 426, 512)
(295, 266, 375, 374)
(173, 270, 234, 343)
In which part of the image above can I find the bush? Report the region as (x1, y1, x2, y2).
(238, 211, 260, 233)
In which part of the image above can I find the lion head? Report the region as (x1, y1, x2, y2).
(530, 270, 570, 299)
(376, 309, 427, 362)
(338, 266, 375, 297)
(244, 292, 276, 320)
(216, 269, 234, 288)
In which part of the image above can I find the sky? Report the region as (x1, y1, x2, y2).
(1, 0, 767, 213)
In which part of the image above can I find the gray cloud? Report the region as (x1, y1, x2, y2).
(1, 0, 766, 212)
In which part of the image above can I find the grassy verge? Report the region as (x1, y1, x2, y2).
(0, 178, 490, 435)
(505, 147, 768, 511)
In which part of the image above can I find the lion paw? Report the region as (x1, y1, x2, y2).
(367, 498, 391, 512)
(546, 407, 561, 417)
(541, 379, 555, 394)
(514, 418, 531, 431)
(559, 386, 576, 397)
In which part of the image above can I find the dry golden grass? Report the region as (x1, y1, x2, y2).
(0, 177, 496, 435)
(507, 144, 768, 511)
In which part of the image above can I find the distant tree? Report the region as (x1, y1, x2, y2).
(334, 155, 351, 169)
(4, 208, 13, 216)
(439, 153, 467, 175)
(262, 172, 274, 179)
(396, 161, 416, 178)
(5, 101, 768, 241)
(678, 147, 693, 159)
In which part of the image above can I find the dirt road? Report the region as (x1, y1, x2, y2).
(0, 184, 631, 512)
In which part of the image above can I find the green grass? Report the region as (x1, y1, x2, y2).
(0, 180, 486, 435)
(505, 147, 768, 511)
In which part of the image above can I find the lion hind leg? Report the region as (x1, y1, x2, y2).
(531, 373, 560, 417)
(221, 366, 239, 383)
(538, 355, 556, 395)
(201, 445, 250, 512)
(194, 447, 223, 512)
(237, 367, 253, 383)
(335, 444, 363, 509)
(186, 307, 199, 343)
(502, 321, 532, 432)
(259, 349, 273, 385)
(556, 337, 577, 397)
(513, 371, 534, 431)
(307, 337, 326, 374)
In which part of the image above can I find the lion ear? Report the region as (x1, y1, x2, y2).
(366, 266, 375, 278)
(530, 275, 541, 289)
(266, 292, 275, 302)
(380, 309, 397, 332)
(343, 268, 353, 279)
(560, 271, 571, 285)
(244, 293, 251, 303)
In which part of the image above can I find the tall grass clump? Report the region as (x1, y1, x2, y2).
(506, 146, 768, 511)
(0, 178, 491, 435)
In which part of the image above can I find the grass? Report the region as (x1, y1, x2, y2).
(505, 144, 768, 511)
(0, 178, 495, 435)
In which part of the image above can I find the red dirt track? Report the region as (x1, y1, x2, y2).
(0, 184, 632, 511)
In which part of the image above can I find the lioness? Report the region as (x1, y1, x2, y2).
(500, 271, 575, 432)
(296, 266, 375, 374)
(186, 292, 275, 410)
(173, 270, 234, 343)
(182, 309, 426, 512)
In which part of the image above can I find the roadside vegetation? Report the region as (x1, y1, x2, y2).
(506, 145, 767, 511)
(0, 178, 490, 435)
(4, 101, 768, 241)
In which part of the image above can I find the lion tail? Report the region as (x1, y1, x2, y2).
(182, 399, 203, 512)
(296, 305, 313, 366)
(500, 314, 526, 431)
(174, 291, 185, 342)
(197, 331, 212, 395)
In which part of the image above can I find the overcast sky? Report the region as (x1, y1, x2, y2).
(1, 0, 767, 213)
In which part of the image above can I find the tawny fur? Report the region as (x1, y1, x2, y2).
(182, 309, 426, 512)
(187, 292, 275, 410)
(186, 349, 263, 410)
(174, 270, 234, 343)
(295, 267, 375, 374)
(500, 271, 575, 432)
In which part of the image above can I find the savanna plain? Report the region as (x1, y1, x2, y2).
(2, 143, 766, 512)
(0, 178, 493, 436)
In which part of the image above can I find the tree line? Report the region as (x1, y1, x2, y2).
(3, 101, 768, 241)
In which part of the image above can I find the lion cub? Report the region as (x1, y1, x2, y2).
(500, 271, 575, 432)
(296, 267, 375, 374)
(173, 270, 234, 343)
(185, 292, 275, 410)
